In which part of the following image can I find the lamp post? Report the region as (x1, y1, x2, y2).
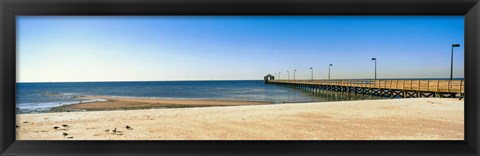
(287, 71, 290, 81)
(328, 64, 333, 81)
(309, 67, 313, 81)
(451, 44, 460, 80)
(294, 69, 297, 81)
(279, 72, 281, 80)
(371, 58, 377, 80)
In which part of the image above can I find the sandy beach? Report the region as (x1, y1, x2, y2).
(16, 98, 464, 140)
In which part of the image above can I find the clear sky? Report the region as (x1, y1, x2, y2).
(17, 16, 464, 82)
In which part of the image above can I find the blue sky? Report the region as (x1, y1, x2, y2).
(17, 16, 464, 82)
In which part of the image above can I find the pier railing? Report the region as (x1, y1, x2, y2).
(268, 79, 464, 94)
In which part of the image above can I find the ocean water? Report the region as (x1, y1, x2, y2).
(16, 80, 372, 113)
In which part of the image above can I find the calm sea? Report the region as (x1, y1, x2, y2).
(16, 80, 376, 114)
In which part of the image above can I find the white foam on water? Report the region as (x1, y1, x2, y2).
(16, 98, 107, 113)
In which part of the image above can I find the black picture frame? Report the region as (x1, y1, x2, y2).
(1, 0, 479, 155)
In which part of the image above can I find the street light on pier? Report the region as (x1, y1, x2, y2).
(328, 64, 333, 81)
(294, 69, 297, 81)
(287, 71, 290, 81)
(279, 72, 281, 80)
(309, 67, 313, 81)
(451, 44, 460, 80)
(371, 58, 377, 80)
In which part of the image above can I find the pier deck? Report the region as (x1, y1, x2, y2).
(267, 79, 464, 98)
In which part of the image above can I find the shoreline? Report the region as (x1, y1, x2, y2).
(16, 98, 464, 140)
(49, 96, 273, 112)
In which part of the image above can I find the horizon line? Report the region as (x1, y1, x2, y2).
(16, 79, 264, 83)
(16, 77, 465, 83)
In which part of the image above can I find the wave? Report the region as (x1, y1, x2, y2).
(16, 98, 107, 114)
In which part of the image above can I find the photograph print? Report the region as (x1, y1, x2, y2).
(16, 16, 464, 140)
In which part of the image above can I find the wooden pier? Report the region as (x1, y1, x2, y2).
(266, 79, 464, 98)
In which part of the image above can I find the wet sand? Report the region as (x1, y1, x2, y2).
(16, 98, 464, 140)
(51, 96, 271, 111)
